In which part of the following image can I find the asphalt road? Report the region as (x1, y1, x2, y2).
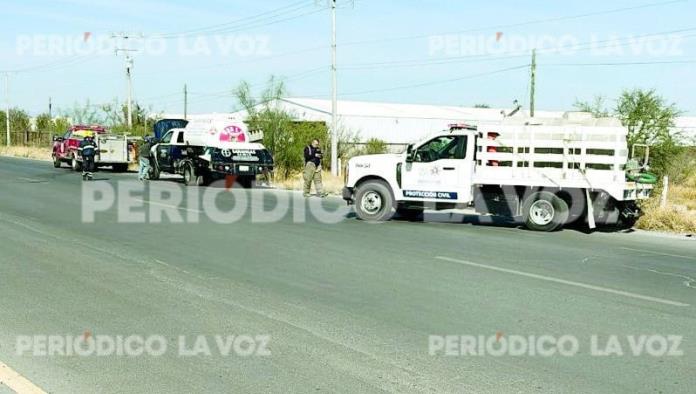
(0, 156, 695, 393)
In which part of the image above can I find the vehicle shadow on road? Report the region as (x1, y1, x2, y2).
(392, 211, 631, 234)
(394, 211, 523, 229)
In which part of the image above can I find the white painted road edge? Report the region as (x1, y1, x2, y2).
(435, 256, 690, 307)
(0, 361, 46, 394)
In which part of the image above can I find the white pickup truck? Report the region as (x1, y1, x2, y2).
(342, 113, 655, 231)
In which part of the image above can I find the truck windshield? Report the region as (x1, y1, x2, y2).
(161, 131, 173, 144)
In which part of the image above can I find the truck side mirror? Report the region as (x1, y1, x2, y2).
(405, 144, 415, 163)
(52, 136, 63, 142)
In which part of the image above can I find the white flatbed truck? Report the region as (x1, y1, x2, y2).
(342, 113, 654, 231)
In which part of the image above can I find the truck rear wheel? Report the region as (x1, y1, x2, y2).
(71, 154, 82, 171)
(112, 164, 128, 172)
(183, 163, 198, 186)
(522, 191, 569, 232)
(354, 180, 395, 222)
(238, 176, 254, 189)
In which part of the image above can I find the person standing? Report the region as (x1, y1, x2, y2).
(138, 137, 152, 181)
(303, 139, 327, 197)
(78, 134, 97, 181)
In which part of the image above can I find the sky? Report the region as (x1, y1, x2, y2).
(1, 0, 696, 116)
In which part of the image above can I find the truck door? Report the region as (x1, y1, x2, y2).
(155, 131, 175, 171)
(400, 134, 474, 203)
(58, 130, 71, 158)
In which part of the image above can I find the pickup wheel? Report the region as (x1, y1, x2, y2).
(354, 180, 396, 222)
(52, 154, 62, 168)
(183, 163, 205, 186)
(149, 160, 160, 180)
(71, 154, 82, 171)
(522, 191, 569, 232)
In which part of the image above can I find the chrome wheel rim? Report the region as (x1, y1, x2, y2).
(529, 200, 555, 226)
(361, 191, 382, 214)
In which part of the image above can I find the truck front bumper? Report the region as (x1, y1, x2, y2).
(342, 187, 354, 204)
(211, 162, 273, 176)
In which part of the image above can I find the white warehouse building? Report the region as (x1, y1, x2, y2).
(163, 97, 696, 145)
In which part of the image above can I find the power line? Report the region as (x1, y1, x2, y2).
(338, 0, 689, 47)
(334, 65, 530, 97)
(153, 1, 313, 38)
(151, 67, 329, 108)
(154, 3, 323, 39)
(2, 55, 99, 74)
(338, 27, 696, 70)
(541, 60, 696, 66)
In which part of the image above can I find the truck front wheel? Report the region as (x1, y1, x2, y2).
(52, 154, 62, 168)
(522, 191, 569, 232)
(354, 180, 395, 222)
(149, 160, 160, 180)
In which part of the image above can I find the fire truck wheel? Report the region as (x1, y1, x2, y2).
(522, 191, 569, 232)
(52, 154, 62, 168)
(354, 180, 396, 222)
(71, 154, 82, 171)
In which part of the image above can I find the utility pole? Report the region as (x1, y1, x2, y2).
(330, 0, 338, 176)
(530, 48, 536, 118)
(184, 83, 188, 120)
(48, 96, 52, 118)
(126, 54, 134, 128)
(113, 33, 141, 129)
(4, 72, 9, 146)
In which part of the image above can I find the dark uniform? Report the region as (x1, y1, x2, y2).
(303, 145, 325, 197)
(78, 136, 97, 180)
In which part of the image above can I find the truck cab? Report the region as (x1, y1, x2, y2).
(343, 127, 478, 217)
(400, 128, 477, 204)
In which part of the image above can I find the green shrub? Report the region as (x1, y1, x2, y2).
(362, 138, 388, 155)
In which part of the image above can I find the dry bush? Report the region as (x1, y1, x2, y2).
(0, 145, 52, 161)
(636, 173, 696, 233)
(273, 170, 343, 195)
(636, 202, 696, 233)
